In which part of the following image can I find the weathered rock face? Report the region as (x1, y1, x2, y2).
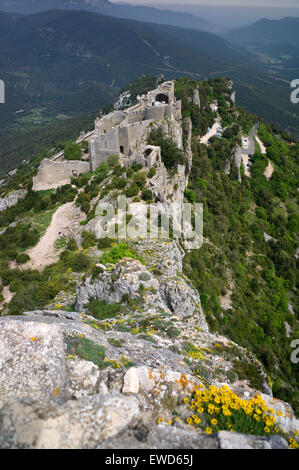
(67, 358, 102, 399)
(0, 398, 289, 450)
(193, 89, 200, 109)
(102, 424, 289, 450)
(0, 394, 139, 449)
(75, 258, 168, 314)
(0, 189, 26, 212)
(0, 319, 68, 408)
(75, 240, 208, 330)
(183, 117, 193, 179)
(0, 312, 297, 449)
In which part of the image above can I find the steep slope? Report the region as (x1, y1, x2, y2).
(0, 78, 298, 449)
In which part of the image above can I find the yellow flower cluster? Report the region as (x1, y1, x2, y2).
(185, 384, 285, 437)
(186, 345, 205, 361)
(289, 438, 299, 449)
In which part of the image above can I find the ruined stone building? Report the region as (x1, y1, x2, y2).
(89, 81, 182, 170)
(33, 82, 183, 190)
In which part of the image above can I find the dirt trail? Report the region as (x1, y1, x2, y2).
(256, 136, 267, 155)
(25, 202, 84, 271)
(264, 160, 274, 179)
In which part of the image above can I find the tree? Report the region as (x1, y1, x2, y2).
(64, 141, 81, 161)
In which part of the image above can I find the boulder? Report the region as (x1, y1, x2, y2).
(122, 367, 140, 395)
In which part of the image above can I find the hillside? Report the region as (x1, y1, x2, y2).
(224, 17, 299, 82)
(224, 17, 299, 48)
(0, 0, 220, 32)
(0, 77, 298, 450)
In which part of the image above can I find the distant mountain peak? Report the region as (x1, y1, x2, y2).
(0, 0, 221, 33)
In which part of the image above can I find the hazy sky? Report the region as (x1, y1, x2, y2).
(115, 0, 299, 6)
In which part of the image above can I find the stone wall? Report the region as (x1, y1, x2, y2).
(95, 111, 126, 134)
(144, 104, 170, 122)
(32, 159, 90, 191)
(90, 119, 154, 170)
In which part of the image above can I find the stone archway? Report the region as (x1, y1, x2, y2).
(155, 93, 169, 104)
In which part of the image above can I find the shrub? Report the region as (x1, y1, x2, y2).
(107, 154, 119, 167)
(66, 336, 110, 370)
(165, 326, 180, 338)
(87, 299, 124, 320)
(131, 162, 142, 172)
(141, 188, 153, 201)
(64, 141, 81, 161)
(113, 164, 126, 177)
(81, 230, 97, 249)
(184, 189, 196, 203)
(148, 167, 156, 179)
(101, 243, 138, 264)
(133, 172, 146, 189)
(112, 177, 127, 189)
(97, 237, 114, 249)
(108, 337, 124, 348)
(69, 252, 91, 272)
(126, 183, 139, 198)
(67, 238, 78, 251)
(184, 385, 286, 439)
(80, 140, 89, 152)
(15, 253, 30, 264)
(148, 128, 184, 170)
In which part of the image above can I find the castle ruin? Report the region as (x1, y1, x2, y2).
(33, 81, 182, 190)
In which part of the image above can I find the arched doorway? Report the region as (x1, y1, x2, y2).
(155, 93, 169, 104)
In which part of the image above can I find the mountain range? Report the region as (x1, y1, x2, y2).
(0, 9, 298, 175)
(0, 9, 255, 135)
(0, 0, 221, 33)
(224, 17, 299, 81)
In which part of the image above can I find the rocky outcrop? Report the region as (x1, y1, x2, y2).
(0, 189, 26, 212)
(0, 312, 298, 449)
(183, 116, 193, 178)
(76, 240, 208, 330)
(0, 394, 139, 449)
(0, 397, 290, 449)
(193, 89, 200, 109)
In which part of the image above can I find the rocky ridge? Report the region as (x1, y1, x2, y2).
(0, 81, 298, 449)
